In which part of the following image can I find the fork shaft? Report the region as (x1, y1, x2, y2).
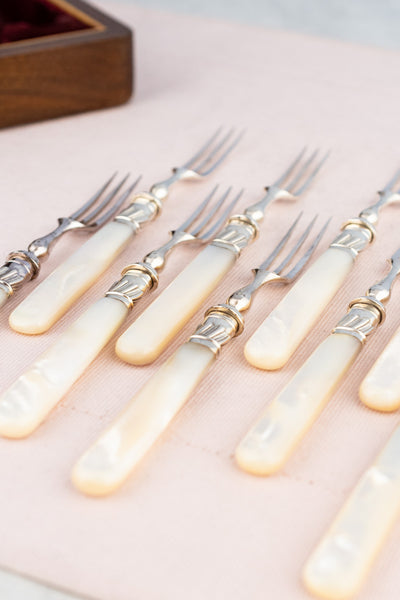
(115, 244, 237, 365)
(244, 247, 354, 370)
(359, 323, 400, 412)
(303, 424, 400, 600)
(9, 221, 133, 335)
(236, 333, 361, 476)
(0, 297, 128, 438)
(72, 342, 215, 496)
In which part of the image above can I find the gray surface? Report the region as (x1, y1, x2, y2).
(119, 0, 400, 49)
(3, 1, 399, 599)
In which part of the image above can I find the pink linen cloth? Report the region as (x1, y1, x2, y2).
(1, 3, 400, 598)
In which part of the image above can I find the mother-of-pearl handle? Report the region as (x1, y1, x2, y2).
(0, 297, 128, 438)
(244, 248, 355, 370)
(0, 288, 8, 308)
(72, 341, 215, 496)
(115, 244, 236, 365)
(9, 221, 133, 335)
(359, 323, 400, 412)
(236, 333, 361, 476)
(303, 425, 400, 600)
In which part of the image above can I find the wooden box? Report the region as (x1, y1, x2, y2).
(0, 0, 133, 128)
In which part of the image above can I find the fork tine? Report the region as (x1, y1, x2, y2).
(200, 188, 244, 240)
(272, 147, 307, 188)
(292, 150, 330, 196)
(190, 187, 232, 236)
(195, 129, 244, 176)
(383, 166, 400, 192)
(284, 217, 331, 281)
(177, 185, 219, 233)
(274, 215, 318, 274)
(182, 128, 223, 169)
(81, 174, 130, 225)
(286, 149, 319, 193)
(257, 212, 303, 271)
(69, 172, 117, 220)
(89, 176, 141, 228)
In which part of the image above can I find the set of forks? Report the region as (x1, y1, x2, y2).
(2, 129, 400, 600)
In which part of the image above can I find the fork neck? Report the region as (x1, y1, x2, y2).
(359, 189, 400, 226)
(149, 167, 201, 201)
(244, 185, 295, 225)
(142, 229, 197, 272)
(227, 270, 281, 313)
(28, 217, 84, 260)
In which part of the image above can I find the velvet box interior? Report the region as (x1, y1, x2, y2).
(0, 0, 133, 128)
(0, 0, 91, 44)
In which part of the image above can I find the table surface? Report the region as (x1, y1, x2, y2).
(2, 3, 400, 600)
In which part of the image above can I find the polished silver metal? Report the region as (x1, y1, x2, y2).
(106, 187, 242, 309)
(212, 149, 329, 256)
(0, 175, 139, 298)
(333, 246, 400, 343)
(330, 167, 400, 259)
(115, 128, 243, 230)
(189, 213, 329, 355)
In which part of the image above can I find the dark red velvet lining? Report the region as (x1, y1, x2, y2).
(0, 0, 91, 44)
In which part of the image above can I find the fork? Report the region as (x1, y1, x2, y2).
(235, 247, 400, 477)
(70, 214, 328, 496)
(0, 173, 136, 309)
(115, 149, 328, 366)
(9, 128, 241, 335)
(244, 167, 400, 371)
(303, 418, 400, 600)
(0, 187, 240, 439)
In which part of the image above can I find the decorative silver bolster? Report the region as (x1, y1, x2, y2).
(332, 297, 384, 344)
(0, 251, 40, 296)
(189, 304, 244, 355)
(114, 193, 162, 231)
(330, 218, 375, 259)
(211, 214, 258, 256)
(105, 263, 159, 310)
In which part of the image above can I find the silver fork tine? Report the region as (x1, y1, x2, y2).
(274, 215, 318, 274)
(257, 212, 303, 271)
(90, 176, 141, 228)
(286, 150, 319, 193)
(292, 150, 330, 196)
(182, 128, 223, 169)
(200, 189, 244, 240)
(177, 185, 219, 233)
(190, 187, 232, 236)
(195, 129, 244, 176)
(272, 147, 307, 188)
(193, 128, 234, 173)
(81, 174, 130, 225)
(69, 172, 117, 220)
(284, 217, 331, 280)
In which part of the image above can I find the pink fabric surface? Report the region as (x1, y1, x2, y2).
(1, 3, 400, 599)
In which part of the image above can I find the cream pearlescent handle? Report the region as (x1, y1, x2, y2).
(359, 324, 400, 412)
(0, 297, 128, 438)
(72, 341, 215, 496)
(244, 248, 355, 370)
(9, 221, 133, 335)
(0, 288, 8, 308)
(115, 243, 237, 365)
(236, 333, 361, 476)
(303, 426, 400, 600)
